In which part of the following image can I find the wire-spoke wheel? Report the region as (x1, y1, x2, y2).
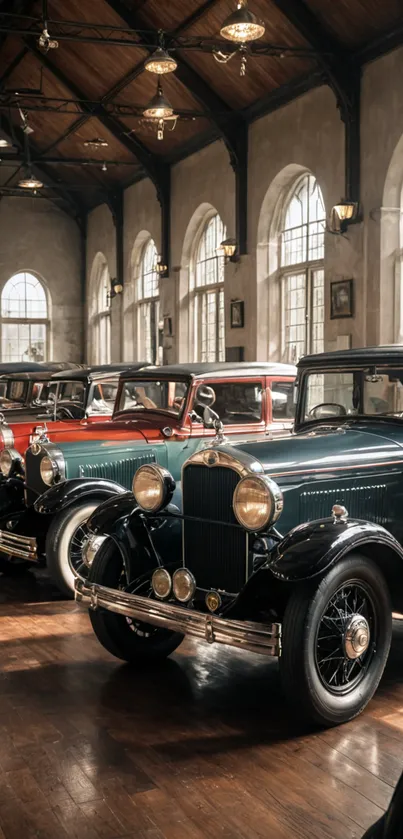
(280, 553, 392, 727)
(46, 501, 101, 598)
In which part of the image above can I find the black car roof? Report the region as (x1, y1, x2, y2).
(50, 362, 149, 382)
(121, 362, 297, 380)
(0, 362, 48, 372)
(299, 346, 403, 369)
(0, 370, 59, 382)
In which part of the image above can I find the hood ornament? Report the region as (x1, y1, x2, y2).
(30, 423, 50, 454)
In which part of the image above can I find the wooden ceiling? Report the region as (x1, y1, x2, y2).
(0, 0, 402, 219)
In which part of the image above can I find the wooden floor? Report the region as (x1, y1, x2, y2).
(1, 571, 403, 839)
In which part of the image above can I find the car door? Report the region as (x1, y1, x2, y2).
(267, 376, 295, 437)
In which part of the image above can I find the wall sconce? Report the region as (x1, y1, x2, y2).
(107, 277, 123, 303)
(155, 258, 168, 277)
(331, 200, 360, 234)
(218, 238, 239, 263)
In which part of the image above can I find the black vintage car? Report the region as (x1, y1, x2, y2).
(0, 362, 85, 420)
(77, 346, 403, 727)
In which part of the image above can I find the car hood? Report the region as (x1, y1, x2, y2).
(233, 423, 403, 487)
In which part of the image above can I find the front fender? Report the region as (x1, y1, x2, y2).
(34, 477, 127, 515)
(0, 477, 25, 519)
(269, 517, 403, 582)
(87, 484, 183, 536)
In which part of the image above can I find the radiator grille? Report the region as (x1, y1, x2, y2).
(183, 464, 247, 592)
(300, 484, 387, 525)
(78, 453, 156, 489)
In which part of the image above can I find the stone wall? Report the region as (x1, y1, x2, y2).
(0, 197, 82, 361)
(85, 45, 403, 362)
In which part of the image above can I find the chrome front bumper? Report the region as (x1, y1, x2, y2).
(75, 579, 282, 657)
(0, 530, 38, 561)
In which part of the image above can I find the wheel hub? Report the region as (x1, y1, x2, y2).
(344, 615, 370, 660)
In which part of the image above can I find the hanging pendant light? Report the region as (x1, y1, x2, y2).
(144, 47, 177, 75)
(220, 0, 265, 43)
(143, 81, 175, 120)
(18, 173, 44, 190)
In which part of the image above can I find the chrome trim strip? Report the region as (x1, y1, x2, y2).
(0, 530, 38, 561)
(75, 579, 281, 657)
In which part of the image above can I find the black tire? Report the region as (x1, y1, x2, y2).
(46, 500, 101, 598)
(88, 538, 184, 663)
(280, 553, 392, 727)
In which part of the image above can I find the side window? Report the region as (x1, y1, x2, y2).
(270, 380, 295, 419)
(199, 382, 263, 425)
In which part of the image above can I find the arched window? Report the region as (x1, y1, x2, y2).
(192, 214, 226, 362)
(91, 261, 111, 364)
(1, 272, 49, 362)
(280, 174, 325, 362)
(137, 239, 160, 364)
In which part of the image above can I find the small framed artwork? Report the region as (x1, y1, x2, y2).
(330, 280, 354, 319)
(230, 300, 244, 328)
(163, 316, 173, 337)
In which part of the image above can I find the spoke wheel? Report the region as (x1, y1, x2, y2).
(69, 521, 90, 574)
(315, 581, 376, 694)
(280, 553, 392, 727)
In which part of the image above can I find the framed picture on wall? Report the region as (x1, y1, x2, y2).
(230, 300, 244, 328)
(330, 280, 354, 319)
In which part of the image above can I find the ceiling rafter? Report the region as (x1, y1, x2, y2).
(0, 44, 28, 87)
(0, 112, 87, 221)
(270, 0, 360, 202)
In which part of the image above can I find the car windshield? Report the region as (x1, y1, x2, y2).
(302, 368, 403, 422)
(87, 382, 119, 415)
(118, 379, 188, 417)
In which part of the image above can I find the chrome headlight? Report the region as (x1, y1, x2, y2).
(233, 474, 283, 531)
(40, 455, 59, 486)
(0, 448, 21, 477)
(82, 534, 106, 568)
(0, 424, 14, 449)
(132, 464, 175, 513)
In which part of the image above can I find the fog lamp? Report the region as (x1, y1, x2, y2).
(172, 568, 196, 603)
(206, 591, 222, 612)
(152, 568, 172, 599)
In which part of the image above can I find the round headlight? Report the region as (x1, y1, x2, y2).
(233, 475, 283, 531)
(0, 449, 13, 477)
(132, 464, 175, 513)
(40, 455, 58, 486)
(82, 534, 106, 568)
(152, 568, 172, 599)
(173, 568, 196, 603)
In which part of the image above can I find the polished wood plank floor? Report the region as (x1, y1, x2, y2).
(1, 569, 403, 839)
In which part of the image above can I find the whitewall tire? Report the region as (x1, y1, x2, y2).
(45, 501, 100, 598)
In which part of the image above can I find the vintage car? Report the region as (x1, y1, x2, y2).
(0, 362, 295, 596)
(76, 346, 403, 727)
(0, 362, 86, 420)
(0, 362, 148, 462)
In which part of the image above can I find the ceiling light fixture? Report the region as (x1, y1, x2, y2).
(83, 137, 109, 148)
(101, 162, 107, 172)
(220, 0, 265, 43)
(144, 47, 177, 75)
(143, 81, 178, 140)
(38, 24, 59, 53)
(18, 173, 44, 190)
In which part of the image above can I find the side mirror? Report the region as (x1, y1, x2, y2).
(203, 405, 220, 429)
(195, 384, 216, 408)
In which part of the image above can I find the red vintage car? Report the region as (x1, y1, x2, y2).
(0, 363, 148, 458)
(0, 362, 296, 596)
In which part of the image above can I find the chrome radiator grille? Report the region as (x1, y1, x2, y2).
(78, 453, 156, 489)
(182, 463, 247, 593)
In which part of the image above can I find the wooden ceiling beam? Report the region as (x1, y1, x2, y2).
(270, 0, 360, 203)
(24, 42, 169, 194)
(0, 45, 28, 88)
(356, 23, 403, 65)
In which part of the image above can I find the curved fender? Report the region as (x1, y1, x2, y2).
(0, 477, 25, 519)
(33, 477, 127, 515)
(269, 517, 403, 583)
(87, 483, 183, 536)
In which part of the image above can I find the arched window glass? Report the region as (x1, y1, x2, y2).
(137, 239, 160, 364)
(1, 272, 49, 361)
(280, 174, 325, 362)
(193, 214, 226, 362)
(92, 263, 111, 364)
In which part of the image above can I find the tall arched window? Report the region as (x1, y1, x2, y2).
(192, 214, 226, 362)
(91, 261, 111, 364)
(1, 272, 49, 362)
(280, 174, 325, 362)
(137, 239, 160, 364)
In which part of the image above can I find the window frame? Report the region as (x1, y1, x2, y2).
(136, 239, 160, 365)
(191, 213, 226, 363)
(0, 272, 50, 363)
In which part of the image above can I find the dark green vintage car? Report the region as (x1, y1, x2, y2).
(77, 346, 403, 727)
